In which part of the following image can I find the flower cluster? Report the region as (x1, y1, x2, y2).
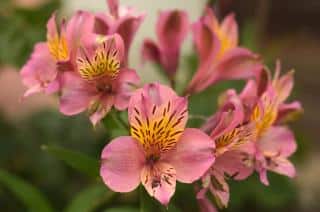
(20, 0, 302, 210)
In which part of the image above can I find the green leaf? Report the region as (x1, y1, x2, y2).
(65, 184, 115, 212)
(0, 169, 54, 212)
(42, 145, 99, 178)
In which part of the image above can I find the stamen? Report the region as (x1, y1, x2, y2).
(47, 35, 69, 61)
(130, 100, 187, 156)
(250, 93, 278, 138)
(77, 38, 121, 81)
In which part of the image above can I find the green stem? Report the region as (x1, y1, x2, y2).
(139, 186, 145, 212)
(169, 77, 176, 90)
(189, 114, 208, 122)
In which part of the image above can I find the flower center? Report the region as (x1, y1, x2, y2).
(215, 125, 252, 155)
(212, 26, 234, 59)
(96, 82, 113, 93)
(47, 35, 69, 61)
(77, 39, 121, 81)
(250, 93, 278, 139)
(130, 100, 187, 157)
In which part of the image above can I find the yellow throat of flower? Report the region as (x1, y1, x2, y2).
(250, 94, 278, 139)
(212, 26, 234, 59)
(77, 41, 120, 81)
(215, 124, 252, 155)
(130, 101, 187, 157)
(47, 35, 69, 61)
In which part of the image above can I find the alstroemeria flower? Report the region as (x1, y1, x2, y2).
(235, 63, 301, 185)
(60, 34, 140, 126)
(94, 0, 145, 65)
(141, 10, 189, 79)
(100, 83, 215, 205)
(185, 8, 262, 95)
(245, 87, 297, 185)
(240, 63, 303, 124)
(20, 11, 94, 97)
(198, 90, 254, 208)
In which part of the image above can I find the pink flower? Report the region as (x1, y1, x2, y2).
(234, 63, 301, 185)
(141, 10, 189, 79)
(198, 90, 254, 208)
(100, 83, 215, 206)
(240, 63, 303, 124)
(94, 0, 145, 65)
(59, 34, 140, 126)
(20, 11, 94, 97)
(185, 8, 262, 95)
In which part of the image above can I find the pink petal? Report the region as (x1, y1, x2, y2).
(113, 68, 140, 110)
(46, 12, 58, 40)
(192, 19, 220, 65)
(66, 11, 95, 60)
(196, 185, 218, 212)
(203, 90, 244, 138)
(202, 8, 219, 32)
(141, 39, 161, 65)
(115, 15, 144, 65)
(143, 9, 188, 76)
(185, 11, 221, 94)
(20, 42, 58, 96)
(213, 150, 254, 181)
(274, 70, 294, 103)
(220, 13, 238, 48)
(240, 79, 258, 100)
(276, 101, 303, 124)
(107, 0, 119, 18)
(100, 136, 145, 192)
(256, 67, 271, 97)
(59, 73, 97, 115)
(85, 33, 124, 64)
(258, 126, 297, 157)
(156, 10, 189, 51)
(270, 158, 296, 178)
(258, 167, 269, 186)
(209, 170, 230, 208)
(198, 196, 217, 212)
(141, 162, 176, 206)
(90, 95, 114, 126)
(22, 84, 43, 98)
(94, 13, 113, 34)
(163, 128, 215, 183)
(201, 48, 262, 90)
(128, 83, 177, 125)
(239, 80, 259, 119)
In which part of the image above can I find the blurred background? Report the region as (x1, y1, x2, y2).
(0, 0, 319, 211)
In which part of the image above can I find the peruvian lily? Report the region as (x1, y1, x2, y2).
(198, 90, 254, 208)
(236, 64, 301, 185)
(240, 62, 303, 124)
(59, 34, 140, 126)
(100, 83, 215, 205)
(141, 9, 189, 81)
(20, 11, 94, 97)
(94, 0, 145, 65)
(247, 87, 297, 185)
(185, 8, 262, 95)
